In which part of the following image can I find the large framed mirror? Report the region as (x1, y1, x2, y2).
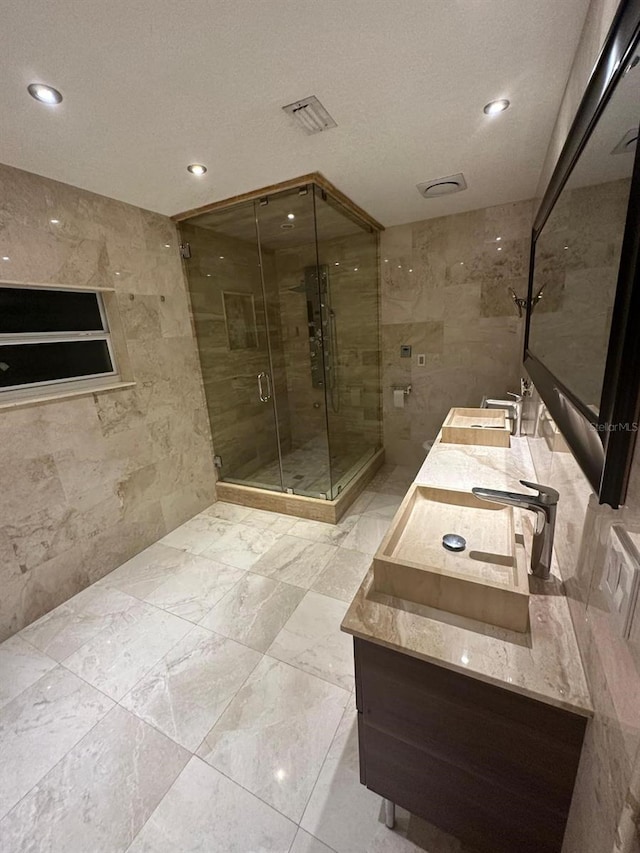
(524, 0, 640, 508)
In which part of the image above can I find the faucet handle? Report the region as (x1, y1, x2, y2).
(519, 480, 559, 505)
(507, 392, 523, 403)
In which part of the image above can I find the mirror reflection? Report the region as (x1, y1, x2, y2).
(528, 51, 639, 414)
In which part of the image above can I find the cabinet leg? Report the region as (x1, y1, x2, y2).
(383, 798, 396, 829)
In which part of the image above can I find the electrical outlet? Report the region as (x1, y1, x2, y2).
(601, 525, 640, 638)
(417, 354, 426, 366)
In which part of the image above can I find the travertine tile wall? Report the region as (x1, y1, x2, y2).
(526, 399, 640, 853)
(0, 164, 216, 640)
(526, 1, 640, 849)
(380, 199, 533, 466)
(179, 222, 292, 481)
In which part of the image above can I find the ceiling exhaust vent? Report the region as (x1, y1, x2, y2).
(282, 96, 337, 134)
(417, 173, 467, 198)
(611, 128, 638, 155)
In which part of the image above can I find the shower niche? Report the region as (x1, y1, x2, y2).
(175, 175, 383, 519)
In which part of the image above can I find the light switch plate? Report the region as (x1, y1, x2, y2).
(601, 525, 640, 639)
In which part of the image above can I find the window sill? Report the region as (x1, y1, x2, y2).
(0, 380, 137, 411)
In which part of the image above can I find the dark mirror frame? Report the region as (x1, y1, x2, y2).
(524, 0, 640, 508)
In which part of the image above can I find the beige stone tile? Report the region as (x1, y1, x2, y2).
(62, 601, 192, 700)
(0, 705, 189, 853)
(312, 549, 372, 603)
(267, 591, 353, 690)
(126, 757, 296, 852)
(201, 524, 284, 570)
(200, 573, 305, 652)
(121, 626, 260, 751)
(0, 635, 57, 710)
(251, 535, 337, 588)
(198, 656, 348, 821)
(0, 666, 113, 819)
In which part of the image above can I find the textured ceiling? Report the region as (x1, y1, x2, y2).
(0, 0, 590, 225)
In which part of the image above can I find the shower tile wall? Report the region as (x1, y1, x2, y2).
(274, 230, 381, 477)
(180, 222, 292, 481)
(380, 199, 533, 466)
(0, 164, 216, 641)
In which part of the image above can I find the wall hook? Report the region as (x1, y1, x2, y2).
(508, 285, 544, 318)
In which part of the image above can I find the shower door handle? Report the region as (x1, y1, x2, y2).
(257, 372, 268, 402)
(257, 372, 272, 402)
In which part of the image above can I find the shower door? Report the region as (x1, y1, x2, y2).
(179, 200, 285, 492)
(255, 186, 332, 498)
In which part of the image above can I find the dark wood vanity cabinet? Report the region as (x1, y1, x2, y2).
(353, 638, 587, 853)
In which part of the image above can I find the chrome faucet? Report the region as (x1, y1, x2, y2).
(482, 392, 522, 435)
(471, 480, 559, 579)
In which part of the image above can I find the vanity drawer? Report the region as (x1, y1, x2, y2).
(353, 638, 586, 850)
(359, 719, 566, 853)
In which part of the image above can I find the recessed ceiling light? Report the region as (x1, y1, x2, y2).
(28, 83, 63, 105)
(496, 236, 502, 241)
(483, 99, 510, 115)
(164, 243, 170, 248)
(497, 247, 502, 251)
(287, 213, 295, 220)
(219, 256, 224, 260)
(2, 256, 9, 261)
(187, 163, 207, 176)
(334, 262, 339, 266)
(50, 218, 60, 224)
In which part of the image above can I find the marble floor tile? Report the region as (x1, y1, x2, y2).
(290, 828, 337, 853)
(201, 524, 284, 570)
(0, 635, 56, 709)
(251, 535, 337, 588)
(0, 666, 113, 819)
(288, 517, 356, 546)
(243, 508, 298, 533)
(142, 553, 245, 623)
(159, 513, 234, 555)
(126, 757, 296, 852)
(62, 602, 192, 700)
(341, 515, 391, 555)
(343, 490, 376, 517)
(301, 708, 425, 853)
(19, 584, 145, 662)
(267, 592, 354, 691)
(312, 549, 372, 603)
(0, 705, 189, 853)
(362, 492, 404, 520)
(97, 542, 184, 600)
(198, 656, 348, 821)
(200, 573, 305, 652)
(121, 626, 260, 751)
(202, 500, 253, 523)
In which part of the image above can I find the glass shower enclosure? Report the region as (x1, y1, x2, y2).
(178, 180, 382, 501)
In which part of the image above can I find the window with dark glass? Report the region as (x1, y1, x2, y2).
(0, 286, 116, 392)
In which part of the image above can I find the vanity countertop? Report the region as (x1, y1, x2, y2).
(341, 430, 593, 717)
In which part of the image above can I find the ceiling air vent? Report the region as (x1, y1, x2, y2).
(611, 128, 638, 155)
(282, 96, 337, 134)
(417, 173, 467, 198)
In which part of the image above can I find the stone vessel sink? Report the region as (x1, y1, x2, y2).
(441, 407, 511, 448)
(373, 484, 529, 632)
